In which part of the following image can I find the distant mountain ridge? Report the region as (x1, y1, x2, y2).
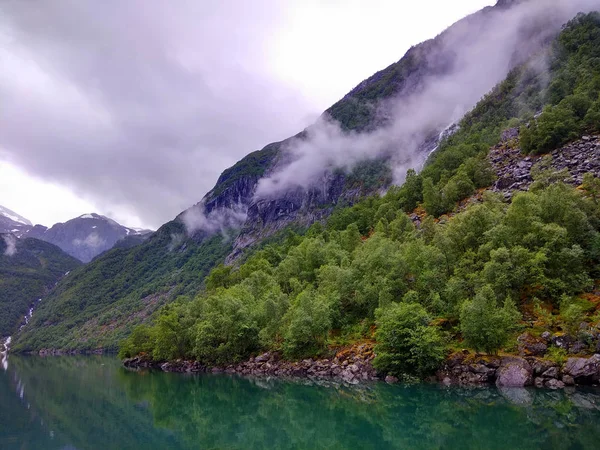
(24, 213, 153, 263)
(0, 207, 153, 262)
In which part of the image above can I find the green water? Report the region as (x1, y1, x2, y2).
(2, 356, 600, 449)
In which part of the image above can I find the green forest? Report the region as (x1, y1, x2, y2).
(120, 14, 600, 379)
(0, 237, 81, 336)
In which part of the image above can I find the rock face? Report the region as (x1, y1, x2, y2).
(495, 357, 533, 387)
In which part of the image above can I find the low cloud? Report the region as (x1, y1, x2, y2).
(181, 202, 248, 239)
(256, 0, 600, 199)
(2, 234, 17, 256)
(72, 233, 105, 249)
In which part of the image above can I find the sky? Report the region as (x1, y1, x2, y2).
(0, 0, 495, 229)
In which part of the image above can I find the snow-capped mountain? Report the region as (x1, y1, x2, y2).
(0, 205, 153, 262)
(0, 205, 32, 235)
(25, 213, 153, 262)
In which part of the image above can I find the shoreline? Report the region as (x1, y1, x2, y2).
(123, 347, 600, 390)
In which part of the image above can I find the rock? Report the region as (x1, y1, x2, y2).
(496, 357, 533, 387)
(541, 331, 552, 341)
(568, 341, 588, 355)
(254, 352, 271, 363)
(545, 378, 565, 390)
(385, 375, 399, 384)
(517, 333, 548, 357)
(534, 377, 544, 388)
(527, 358, 555, 376)
(562, 374, 575, 386)
(551, 334, 574, 350)
(541, 367, 559, 379)
(563, 355, 600, 383)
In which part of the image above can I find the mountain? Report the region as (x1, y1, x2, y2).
(115, 12, 600, 370)
(0, 206, 153, 262)
(12, 2, 600, 353)
(0, 234, 82, 337)
(0, 205, 32, 235)
(24, 213, 153, 263)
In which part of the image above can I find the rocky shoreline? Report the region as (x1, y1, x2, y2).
(437, 351, 600, 390)
(123, 342, 600, 390)
(124, 343, 380, 385)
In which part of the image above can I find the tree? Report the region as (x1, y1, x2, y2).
(422, 178, 445, 217)
(373, 302, 446, 378)
(194, 286, 260, 364)
(399, 169, 423, 212)
(282, 289, 332, 358)
(460, 286, 521, 354)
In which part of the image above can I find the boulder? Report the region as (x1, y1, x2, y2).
(541, 331, 552, 341)
(385, 375, 399, 384)
(527, 358, 555, 376)
(568, 341, 588, 355)
(563, 355, 600, 383)
(496, 357, 533, 387)
(562, 374, 575, 386)
(254, 352, 271, 363)
(551, 334, 574, 350)
(544, 378, 565, 390)
(541, 367, 559, 379)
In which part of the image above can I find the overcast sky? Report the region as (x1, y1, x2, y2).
(0, 0, 494, 229)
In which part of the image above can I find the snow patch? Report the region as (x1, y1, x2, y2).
(0, 205, 32, 226)
(79, 214, 95, 219)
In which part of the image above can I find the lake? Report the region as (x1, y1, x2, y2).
(1, 355, 600, 449)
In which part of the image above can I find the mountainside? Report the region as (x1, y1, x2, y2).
(24, 213, 153, 263)
(115, 12, 600, 375)
(12, 2, 600, 353)
(0, 235, 81, 337)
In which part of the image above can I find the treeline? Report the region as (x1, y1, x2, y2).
(120, 178, 600, 377)
(120, 13, 600, 378)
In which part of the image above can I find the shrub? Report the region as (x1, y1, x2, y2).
(460, 286, 521, 354)
(373, 302, 446, 378)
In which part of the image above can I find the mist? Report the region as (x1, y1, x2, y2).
(2, 235, 17, 257)
(181, 202, 248, 238)
(255, 0, 600, 200)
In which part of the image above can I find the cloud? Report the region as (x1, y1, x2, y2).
(0, 0, 312, 229)
(181, 202, 248, 238)
(255, 0, 600, 199)
(2, 234, 17, 256)
(72, 233, 105, 249)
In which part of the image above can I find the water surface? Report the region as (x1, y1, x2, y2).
(1, 355, 600, 449)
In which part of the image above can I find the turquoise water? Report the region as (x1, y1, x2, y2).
(2, 355, 600, 449)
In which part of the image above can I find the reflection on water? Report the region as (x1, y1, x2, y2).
(2, 355, 600, 449)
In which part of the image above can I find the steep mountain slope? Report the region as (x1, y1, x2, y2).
(25, 213, 153, 263)
(0, 205, 32, 235)
(117, 12, 600, 372)
(13, 1, 600, 353)
(0, 235, 81, 337)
